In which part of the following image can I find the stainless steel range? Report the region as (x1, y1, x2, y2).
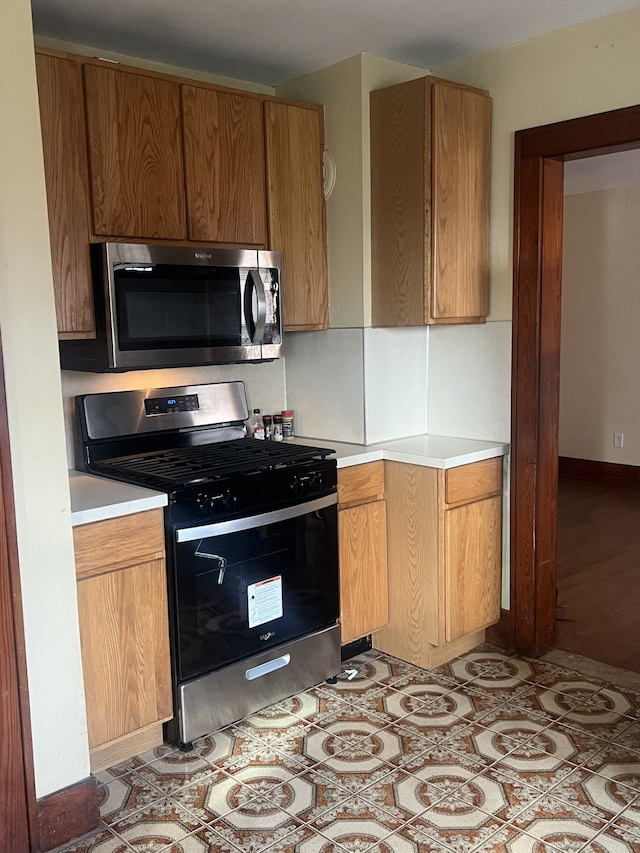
(75, 381, 340, 749)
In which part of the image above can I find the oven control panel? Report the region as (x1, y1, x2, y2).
(145, 394, 200, 416)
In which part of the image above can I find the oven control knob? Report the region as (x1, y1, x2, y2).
(309, 473, 322, 492)
(222, 491, 238, 511)
(289, 476, 300, 494)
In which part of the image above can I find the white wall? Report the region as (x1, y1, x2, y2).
(559, 184, 640, 464)
(1, 0, 89, 797)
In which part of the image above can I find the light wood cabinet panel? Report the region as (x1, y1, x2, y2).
(73, 509, 172, 769)
(182, 86, 267, 244)
(337, 461, 384, 507)
(339, 499, 388, 645)
(77, 558, 172, 748)
(35, 52, 94, 339)
(73, 508, 165, 579)
(375, 463, 440, 658)
(374, 459, 503, 668)
(83, 64, 186, 239)
(371, 75, 491, 327)
(445, 457, 502, 506)
(265, 102, 328, 331)
(445, 495, 502, 642)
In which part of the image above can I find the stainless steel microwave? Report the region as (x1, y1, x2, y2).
(59, 243, 282, 372)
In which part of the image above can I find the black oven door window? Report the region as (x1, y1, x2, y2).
(172, 500, 339, 682)
(114, 265, 244, 350)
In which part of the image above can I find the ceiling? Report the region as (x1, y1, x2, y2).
(31, 0, 640, 87)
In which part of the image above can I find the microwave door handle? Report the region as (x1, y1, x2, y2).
(245, 269, 267, 343)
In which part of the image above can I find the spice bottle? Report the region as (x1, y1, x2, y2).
(273, 413, 283, 441)
(281, 410, 294, 438)
(251, 408, 265, 440)
(262, 413, 273, 440)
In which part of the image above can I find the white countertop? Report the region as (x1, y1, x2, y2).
(69, 433, 508, 525)
(69, 470, 168, 526)
(290, 434, 509, 469)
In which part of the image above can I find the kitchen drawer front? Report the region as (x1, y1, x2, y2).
(338, 461, 384, 507)
(445, 457, 502, 506)
(74, 508, 166, 579)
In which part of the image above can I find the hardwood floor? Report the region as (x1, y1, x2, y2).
(555, 475, 640, 673)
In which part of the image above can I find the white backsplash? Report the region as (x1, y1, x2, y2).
(61, 361, 286, 468)
(283, 328, 366, 442)
(427, 321, 512, 442)
(363, 327, 428, 443)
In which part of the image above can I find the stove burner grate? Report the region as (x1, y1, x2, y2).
(94, 438, 333, 488)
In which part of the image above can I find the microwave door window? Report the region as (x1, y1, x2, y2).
(114, 265, 243, 350)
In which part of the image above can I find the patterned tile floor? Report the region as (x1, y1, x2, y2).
(54, 644, 640, 853)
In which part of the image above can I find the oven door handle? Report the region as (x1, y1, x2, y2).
(175, 493, 337, 542)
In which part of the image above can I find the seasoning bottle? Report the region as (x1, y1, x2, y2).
(262, 413, 273, 440)
(273, 413, 283, 441)
(251, 408, 265, 440)
(281, 410, 294, 438)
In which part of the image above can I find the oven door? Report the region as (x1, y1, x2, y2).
(170, 493, 339, 683)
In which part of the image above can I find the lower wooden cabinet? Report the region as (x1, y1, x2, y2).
(73, 509, 172, 772)
(374, 457, 502, 668)
(338, 462, 389, 645)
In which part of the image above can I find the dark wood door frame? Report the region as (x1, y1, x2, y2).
(0, 336, 39, 851)
(509, 104, 640, 657)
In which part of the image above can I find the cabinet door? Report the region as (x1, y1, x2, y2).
(444, 495, 501, 642)
(431, 81, 491, 322)
(182, 86, 266, 244)
(83, 65, 186, 239)
(339, 499, 388, 645)
(265, 102, 328, 330)
(76, 559, 172, 748)
(35, 52, 94, 338)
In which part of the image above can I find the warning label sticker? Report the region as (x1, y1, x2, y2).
(248, 575, 283, 628)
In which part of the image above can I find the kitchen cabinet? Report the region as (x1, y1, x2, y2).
(370, 75, 491, 326)
(83, 64, 186, 240)
(73, 509, 172, 772)
(35, 52, 95, 339)
(181, 85, 267, 244)
(265, 101, 329, 331)
(338, 462, 388, 645)
(374, 457, 502, 668)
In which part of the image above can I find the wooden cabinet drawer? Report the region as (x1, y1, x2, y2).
(445, 457, 502, 506)
(338, 461, 384, 507)
(73, 509, 165, 579)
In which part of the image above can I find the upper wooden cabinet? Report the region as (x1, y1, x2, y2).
(181, 85, 267, 244)
(370, 76, 491, 326)
(35, 52, 95, 339)
(83, 64, 186, 240)
(35, 48, 329, 337)
(265, 102, 329, 331)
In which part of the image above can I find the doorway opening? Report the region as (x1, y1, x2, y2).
(503, 103, 640, 658)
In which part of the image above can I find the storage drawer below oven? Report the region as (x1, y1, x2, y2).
(173, 623, 340, 745)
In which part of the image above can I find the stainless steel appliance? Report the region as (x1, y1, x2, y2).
(75, 381, 339, 748)
(60, 244, 282, 372)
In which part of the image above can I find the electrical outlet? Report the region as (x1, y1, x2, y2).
(614, 432, 624, 448)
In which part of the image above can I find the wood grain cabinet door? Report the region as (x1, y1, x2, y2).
(76, 559, 172, 748)
(182, 86, 266, 244)
(35, 52, 94, 338)
(339, 499, 388, 645)
(265, 102, 328, 330)
(444, 494, 502, 642)
(430, 81, 491, 322)
(83, 65, 186, 240)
